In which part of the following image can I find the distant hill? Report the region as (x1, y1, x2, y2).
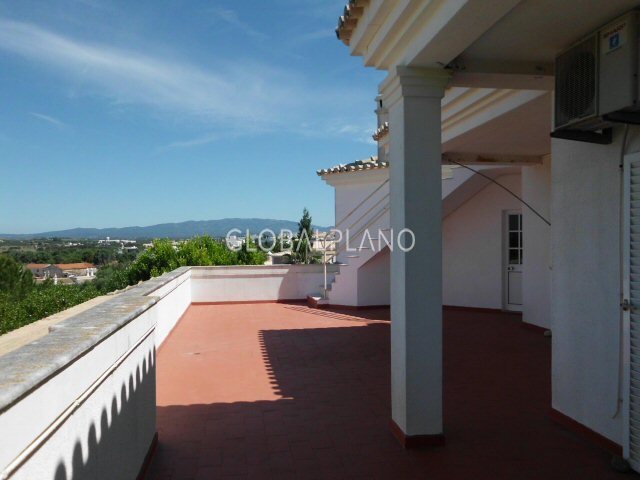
(0, 218, 331, 240)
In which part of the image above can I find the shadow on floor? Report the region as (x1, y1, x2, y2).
(148, 306, 632, 480)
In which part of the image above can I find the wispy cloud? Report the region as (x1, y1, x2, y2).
(209, 7, 267, 40)
(0, 20, 299, 127)
(0, 19, 376, 146)
(70, 0, 111, 10)
(296, 29, 334, 42)
(165, 132, 223, 149)
(285, 0, 342, 20)
(327, 123, 376, 145)
(29, 112, 67, 128)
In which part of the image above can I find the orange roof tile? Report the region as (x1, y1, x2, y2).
(55, 263, 96, 269)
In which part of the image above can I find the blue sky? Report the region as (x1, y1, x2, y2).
(0, 0, 384, 233)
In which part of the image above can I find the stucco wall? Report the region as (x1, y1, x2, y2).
(329, 169, 541, 310)
(0, 297, 160, 480)
(442, 174, 522, 310)
(357, 248, 391, 306)
(190, 265, 339, 303)
(522, 157, 552, 329)
(0, 264, 340, 479)
(332, 170, 389, 229)
(148, 273, 192, 347)
(551, 133, 625, 444)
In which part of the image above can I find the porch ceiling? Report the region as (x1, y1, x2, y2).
(458, 0, 640, 66)
(442, 91, 551, 158)
(348, 0, 640, 88)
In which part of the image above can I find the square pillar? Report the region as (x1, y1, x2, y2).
(380, 66, 449, 447)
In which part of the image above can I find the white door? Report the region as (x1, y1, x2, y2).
(503, 210, 523, 312)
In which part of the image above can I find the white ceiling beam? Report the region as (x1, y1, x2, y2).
(348, 0, 524, 70)
(367, 0, 442, 68)
(449, 59, 554, 90)
(442, 152, 543, 165)
(451, 72, 554, 90)
(349, 0, 393, 58)
(442, 89, 546, 143)
(402, 0, 524, 68)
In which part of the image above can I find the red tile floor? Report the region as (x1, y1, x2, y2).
(146, 303, 635, 479)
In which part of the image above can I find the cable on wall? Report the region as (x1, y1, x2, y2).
(444, 158, 552, 226)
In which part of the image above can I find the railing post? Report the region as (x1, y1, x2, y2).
(323, 240, 328, 298)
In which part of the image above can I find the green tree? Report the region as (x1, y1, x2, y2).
(177, 236, 236, 266)
(94, 264, 131, 293)
(298, 207, 313, 239)
(236, 235, 267, 265)
(292, 208, 315, 264)
(128, 239, 179, 283)
(0, 255, 34, 298)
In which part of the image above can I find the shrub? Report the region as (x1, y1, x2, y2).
(0, 235, 268, 335)
(0, 282, 100, 334)
(0, 255, 34, 298)
(94, 264, 131, 293)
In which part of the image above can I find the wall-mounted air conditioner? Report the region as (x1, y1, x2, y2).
(552, 11, 640, 144)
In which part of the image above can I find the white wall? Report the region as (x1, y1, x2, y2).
(331, 170, 388, 229)
(551, 132, 627, 444)
(323, 170, 391, 306)
(0, 264, 343, 480)
(190, 265, 338, 303)
(443, 174, 522, 309)
(522, 156, 551, 328)
(357, 248, 391, 306)
(149, 272, 192, 347)
(0, 303, 157, 480)
(327, 167, 544, 309)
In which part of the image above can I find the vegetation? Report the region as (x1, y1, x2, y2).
(0, 256, 34, 298)
(127, 236, 266, 283)
(0, 282, 100, 335)
(0, 235, 268, 335)
(291, 208, 320, 264)
(1, 239, 137, 266)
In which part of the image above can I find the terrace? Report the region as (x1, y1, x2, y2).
(0, 266, 634, 479)
(145, 302, 626, 479)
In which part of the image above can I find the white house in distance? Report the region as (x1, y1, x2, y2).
(330, 0, 640, 471)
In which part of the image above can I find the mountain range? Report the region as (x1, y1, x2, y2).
(0, 218, 330, 240)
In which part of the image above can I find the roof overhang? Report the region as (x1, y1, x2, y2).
(339, 0, 640, 82)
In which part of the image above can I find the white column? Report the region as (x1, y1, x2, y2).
(381, 66, 449, 446)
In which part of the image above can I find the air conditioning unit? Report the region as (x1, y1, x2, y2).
(553, 11, 640, 144)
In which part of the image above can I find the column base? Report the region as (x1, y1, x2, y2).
(390, 419, 445, 449)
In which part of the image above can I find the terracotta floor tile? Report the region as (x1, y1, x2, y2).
(146, 303, 638, 479)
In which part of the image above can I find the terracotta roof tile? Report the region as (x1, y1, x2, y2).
(372, 122, 389, 141)
(335, 1, 367, 45)
(317, 156, 388, 176)
(56, 263, 96, 269)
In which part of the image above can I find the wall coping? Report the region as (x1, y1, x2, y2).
(0, 264, 336, 414)
(0, 267, 191, 415)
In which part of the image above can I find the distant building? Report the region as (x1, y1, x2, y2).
(98, 238, 136, 245)
(25, 263, 97, 279)
(25, 264, 63, 279)
(56, 263, 97, 277)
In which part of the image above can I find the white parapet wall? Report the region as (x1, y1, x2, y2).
(0, 264, 335, 480)
(190, 264, 339, 303)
